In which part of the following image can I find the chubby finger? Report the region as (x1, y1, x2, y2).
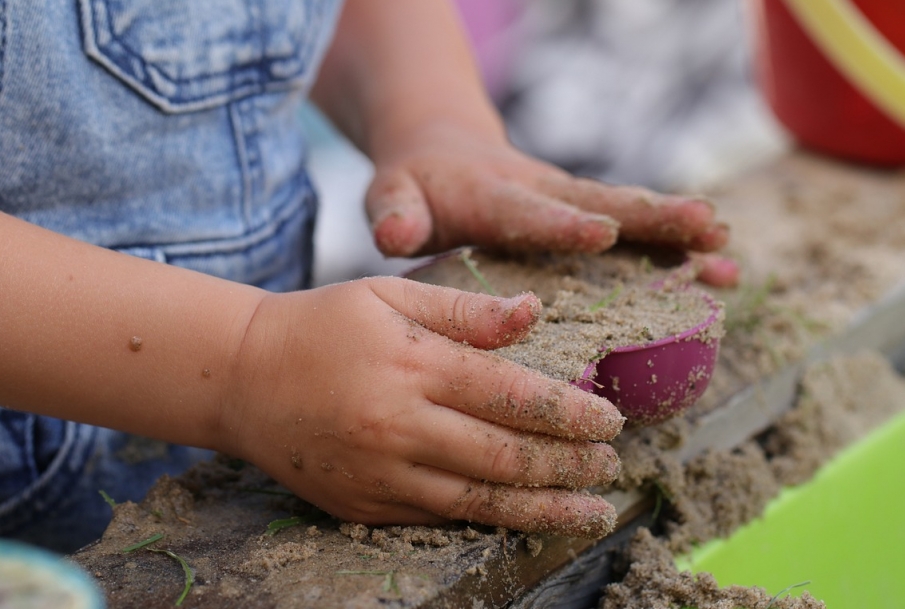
(686, 221, 730, 252)
(393, 404, 620, 488)
(366, 170, 434, 257)
(474, 182, 619, 254)
(369, 276, 541, 349)
(426, 349, 624, 442)
(537, 175, 728, 252)
(403, 467, 618, 538)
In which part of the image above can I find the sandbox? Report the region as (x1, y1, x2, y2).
(70, 151, 905, 608)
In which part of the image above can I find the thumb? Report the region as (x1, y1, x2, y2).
(366, 170, 434, 257)
(368, 277, 542, 349)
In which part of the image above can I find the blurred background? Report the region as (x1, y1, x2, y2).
(310, 0, 791, 286)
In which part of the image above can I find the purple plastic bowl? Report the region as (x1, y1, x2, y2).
(574, 288, 722, 427)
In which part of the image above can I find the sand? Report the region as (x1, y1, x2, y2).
(71, 152, 905, 608)
(407, 248, 722, 383)
(74, 457, 511, 609)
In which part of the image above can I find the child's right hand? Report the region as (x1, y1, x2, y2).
(219, 277, 625, 538)
(0, 214, 623, 538)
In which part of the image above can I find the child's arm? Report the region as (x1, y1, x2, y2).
(0, 212, 260, 447)
(311, 0, 737, 286)
(0, 211, 624, 536)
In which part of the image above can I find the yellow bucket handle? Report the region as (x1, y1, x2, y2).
(785, 0, 905, 129)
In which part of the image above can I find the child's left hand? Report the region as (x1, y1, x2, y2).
(313, 0, 738, 287)
(365, 121, 737, 287)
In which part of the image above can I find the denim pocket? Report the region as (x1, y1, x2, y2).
(77, 0, 340, 113)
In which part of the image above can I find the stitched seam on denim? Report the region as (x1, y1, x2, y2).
(0, 421, 76, 524)
(123, 183, 315, 259)
(166, 196, 309, 262)
(230, 102, 254, 228)
(299, 0, 330, 73)
(0, 0, 7, 95)
(0, 422, 97, 532)
(235, 99, 263, 229)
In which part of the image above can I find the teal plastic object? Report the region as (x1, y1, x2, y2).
(0, 540, 105, 609)
(677, 408, 905, 606)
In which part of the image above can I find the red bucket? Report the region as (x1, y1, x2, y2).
(750, 0, 905, 165)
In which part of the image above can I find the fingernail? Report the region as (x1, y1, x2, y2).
(370, 207, 406, 231)
(502, 292, 540, 314)
(550, 493, 618, 539)
(498, 294, 542, 341)
(598, 447, 622, 483)
(588, 214, 620, 231)
(578, 394, 625, 441)
(577, 215, 620, 252)
(571, 495, 618, 538)
(675, 195, 716, 212)
(372, 209, 424, 257)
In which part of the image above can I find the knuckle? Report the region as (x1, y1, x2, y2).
(558, 444, 608, 488)
(454, 486, 493, 523)
(450, 291, 475, 335)
(482, 440, 523, 484)
(499, 368, 533, 409)
(356, 410, 411, 453)
(493, 369, 555, 429)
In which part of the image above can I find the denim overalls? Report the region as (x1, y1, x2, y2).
(0, 0, 344, 552)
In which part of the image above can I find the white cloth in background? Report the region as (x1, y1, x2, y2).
(502, 0, 788, 191)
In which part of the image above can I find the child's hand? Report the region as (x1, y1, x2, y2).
(312, 0, 737, 287)
(220, 277, 625, 537)
(365, 123, 737, 287)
